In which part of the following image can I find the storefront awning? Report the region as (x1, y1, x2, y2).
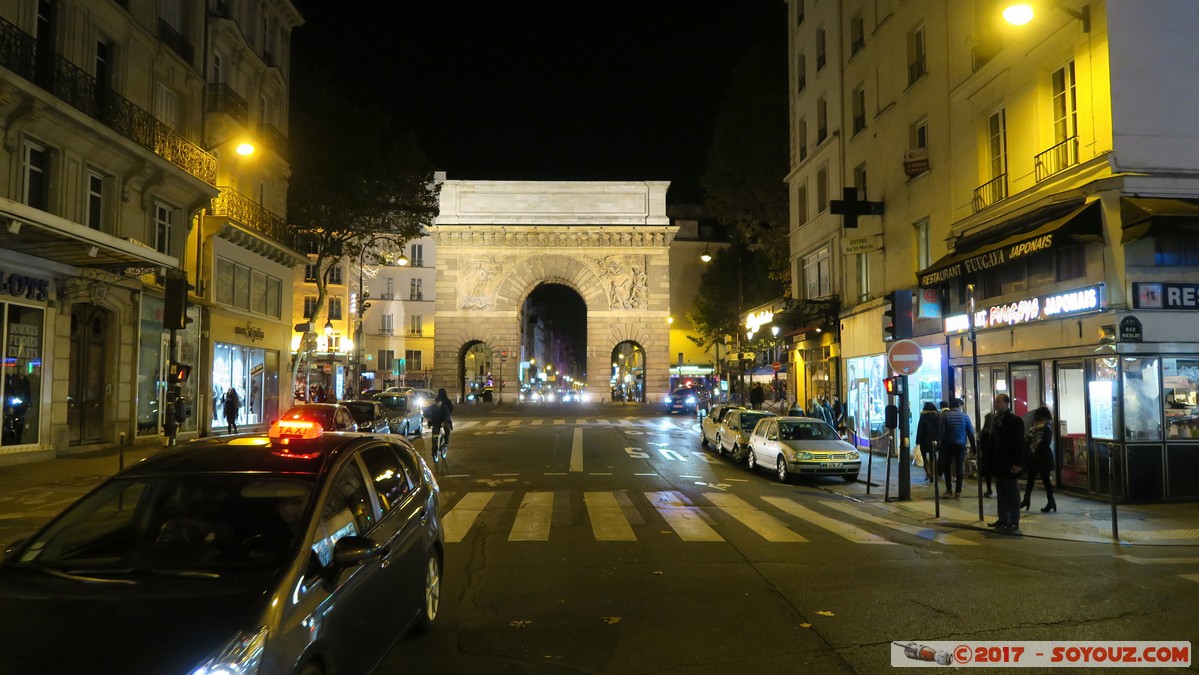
(750, 364, 788, 376)
(917, 200, 1103, 288)
(1, 197, 178, 271)
(1120, 197, 1199, 244)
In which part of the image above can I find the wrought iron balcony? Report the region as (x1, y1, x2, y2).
(206, 83, 247, 124)
(157, 18, 194, 64)
(973, 174, 1008, 213)
(210, 186, 297, 249)
(409, 293, 424, 301)
(379, 327, 394, 336)
(0, 16, 215, 185)
(1034, 136, 1078, 182)
(257, 122, 288, 159)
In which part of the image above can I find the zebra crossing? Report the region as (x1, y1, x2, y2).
(453, 418, 695, 432)
(438, 489, 978, 546)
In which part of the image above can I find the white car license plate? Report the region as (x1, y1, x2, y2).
(820, 462, 842, 468)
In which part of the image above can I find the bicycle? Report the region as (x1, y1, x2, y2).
(429, 421, 450, 460)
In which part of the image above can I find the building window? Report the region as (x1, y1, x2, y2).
(1052, 61, 1078, 144)
(803, 247, 832, 299)
(816, 28, 826, 71)
(816, 166, 828, 212)
(857, 252, 870, 302)
(86, 170, 105, 231)
(155, 83, 179, 131)
(795, 0, 804, 25)
(409, 314, 422, 336)
(303, 296, 317, 319)
(914, 218, 931, 271)
(154, 202, 174, 256)
(212, 51, 223, 83)
(381, 313, 394, 334)
(817, 97, 828, 143)
(796, 53, 806, 93)
(22, 140, 49, 210)
(850, 14, 865, 55)
(328, 265, 343, 285)
(410, 278, 423, 301)
(1155, 234, 1199, 266)
(797, 117, 807, 161)
(797, 182, 808, 226)
(405, 349, 423, 372)
(911, 118, 928, 149)
(328, 297, 343, 321)
(988, 108, 1008, 180)
(304, 262, 318, 283)
(852, 85, 866, 134)
(259, 93, 269, 126)
(410, 244, 424, 267)
(378, 349, 394, 372)
(853, 163, 867, 199)
(908, 26, 927, 85)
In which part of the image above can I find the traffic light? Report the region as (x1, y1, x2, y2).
(168, 362, 193, 385)
(883, 290, 913, 341)
(884, 404, 899, 430)
(163, 276, 195, 330)
(883, 377, 905, 396)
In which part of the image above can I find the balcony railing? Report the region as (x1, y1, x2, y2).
(379, 327, 394, 336)
(378, 292, 395, 300)
(0, 16, 215, 185)
(1034, 136, 1078, 182)
(973, 174, 1008, 213)
(206, 83, 247, 124)
(157, 18, 194, 64)
(408, 330, 423, 337)
(210, 186, 298, 249)
(409, 293, 424, 301)
(258, 122, 288, 159)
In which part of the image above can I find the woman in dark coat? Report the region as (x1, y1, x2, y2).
(914, 402, 941, 481)
(1021, 406, 1056, 512)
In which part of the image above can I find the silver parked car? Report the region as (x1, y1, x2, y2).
(746, 416, 861, 483)
(701, 404, 743, 449)
(715, 409, 777, 463)
(373, 392, 425, 436)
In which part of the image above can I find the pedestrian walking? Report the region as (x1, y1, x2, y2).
(915, 401, 941, 482)
(221, 387, 241, 434)
(749, 383, 765, 410)
(984, 393, 1027, 532)
(1021, 405, 1057, 513)
(937, 398, 976, 498)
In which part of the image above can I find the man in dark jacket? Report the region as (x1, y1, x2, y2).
(915, 402, 941, 482)
(985, 393, 1027, 532)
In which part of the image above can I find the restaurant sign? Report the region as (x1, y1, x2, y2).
(943, 284, 1104, 334)
(1132, 282, 1199, 310)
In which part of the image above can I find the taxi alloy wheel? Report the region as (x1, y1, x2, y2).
(746, 446, 757, 471)
(776, 457, 790, 483)
(416, 551, 441, 632)
(732, 442, 746, 464)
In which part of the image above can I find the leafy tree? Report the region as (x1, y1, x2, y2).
(287, 73, 440, 387)
(685, 244, 778, 351)
(700, 35, 790, 285)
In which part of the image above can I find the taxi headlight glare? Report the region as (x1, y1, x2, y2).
(789, 450, 814, 461)
(190, 626, 269, 675)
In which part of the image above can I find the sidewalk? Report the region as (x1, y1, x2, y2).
(824, 448, 1199, 546)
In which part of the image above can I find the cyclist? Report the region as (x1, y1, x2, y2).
(423, 388, 454, 459)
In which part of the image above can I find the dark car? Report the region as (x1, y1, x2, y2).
(342, 400, 392, 434)
(279, 403, 359, 432)
(665, 387, 699, 414)
(373, 393, 425, 436)
(0, 421, 444, 675)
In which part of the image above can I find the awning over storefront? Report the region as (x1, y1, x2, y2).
(1, 197, 178, 271)
(1120, 197, 1199, 244)
(917, 200, 1103, 288)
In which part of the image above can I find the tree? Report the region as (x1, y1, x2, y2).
(685, 244, 777, 350)
(700, 35, 790, 285)
(287, 73, 440, 389)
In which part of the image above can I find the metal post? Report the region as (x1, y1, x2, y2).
(968, 283, 984, 522)
(1111, 347, 1122, 540)
(898, 374, 911, 500)
(164, 327, 179, 446)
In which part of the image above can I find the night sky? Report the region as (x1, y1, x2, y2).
(290, 1, 785, 202)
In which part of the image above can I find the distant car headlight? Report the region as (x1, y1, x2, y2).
(190, 626, 268, 675)
(685, 396, 696, 404)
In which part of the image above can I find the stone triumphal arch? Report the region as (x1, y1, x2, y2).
(429, 180, 675, 403)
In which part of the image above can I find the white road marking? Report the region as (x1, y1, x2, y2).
(570, 428, 584, 472)
(485, 420, 503, 427)
(509, 491, 554, 541)
(507, 419, 523, 426)
(443, 492, 494, 543)
(704, 493, 807, 542)
(589, 472, 613, 476)
(633, 473, 658, 476)
(1116, 556, 1199, 565)
(586, 492, 637, 541)
(544, 472, 569, 476)
(762, 497, 895, 544)
(555, 419, 566, 425)
(531, 419, 544, 426)
(656, 448, 687, 461)
(1180, 573, 1199, 584)
(646, 491, 723, 542)
(821, 500, 978, 545)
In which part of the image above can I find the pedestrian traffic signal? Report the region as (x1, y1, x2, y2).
(883, 290, 913, 341)
(168, 362, 193, 385)
(883, 377, 905, 396)
(163, 276, 195, 330)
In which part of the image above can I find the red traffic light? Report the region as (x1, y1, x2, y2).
(883, 377, 905, 396)
(169, 362, 193, 384)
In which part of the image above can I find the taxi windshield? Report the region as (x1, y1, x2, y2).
(11, 475, 316, 573)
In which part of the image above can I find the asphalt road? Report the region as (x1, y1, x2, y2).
(373, 402, 1199, 674)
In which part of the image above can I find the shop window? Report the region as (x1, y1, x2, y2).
(216, 257, 283, 318)
(1155, 234, 1199, 266)
(251, 271, 268, 315)
(233, 264, 251, 310)
(1123, 357, 1161, 441)
(216, 258, 235, 306)
(2, 304, 45, 446)
(1164, 358, 1199, 439)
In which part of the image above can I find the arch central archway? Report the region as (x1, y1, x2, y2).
(429, 180, 675, 403)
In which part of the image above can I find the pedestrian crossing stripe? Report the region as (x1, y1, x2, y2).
(455, 418, 694, 430)
(441, 490, 976, 546)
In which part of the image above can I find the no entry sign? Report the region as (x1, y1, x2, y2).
(887, 339, 924, 376)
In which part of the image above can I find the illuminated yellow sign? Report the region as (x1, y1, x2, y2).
(744, 310, 774, 334)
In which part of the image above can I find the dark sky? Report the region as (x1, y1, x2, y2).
(290, 2, 785, 202)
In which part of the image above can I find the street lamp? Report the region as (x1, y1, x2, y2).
(1002, 2, 1091, 32)
(324, 319, 334, 401)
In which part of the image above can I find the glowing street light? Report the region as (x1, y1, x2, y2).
(1002, 3, 1034, 25)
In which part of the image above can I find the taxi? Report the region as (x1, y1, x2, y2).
(0, 419, 443, 675)
(715, 409, 778, 463)
(745, 415, 861, 483)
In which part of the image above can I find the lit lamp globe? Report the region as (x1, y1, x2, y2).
(235, 142, 255, 156)
(1002, 3, 1034, 25)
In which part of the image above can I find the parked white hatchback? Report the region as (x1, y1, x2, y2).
(701, 404, 743, 449)
(715, 409, 777, 463)
(746, 416, 861, 483)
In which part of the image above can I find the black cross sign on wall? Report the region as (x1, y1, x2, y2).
(829, 187, 884, 228)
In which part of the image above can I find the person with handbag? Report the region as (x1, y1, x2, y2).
(914, 401, 941, 482)
(1021, 406, 1057, 513)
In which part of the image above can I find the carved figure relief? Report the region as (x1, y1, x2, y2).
(460, 256, 503, 310)
(591, 254, 648, 310)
